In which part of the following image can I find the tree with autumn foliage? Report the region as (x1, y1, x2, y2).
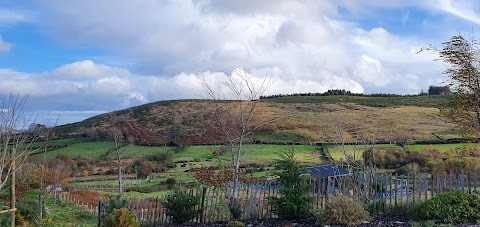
(422, 35, 480, 137)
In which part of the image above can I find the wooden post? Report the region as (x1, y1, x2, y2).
(97, 198, 103, 227)
(10, 149, 16, 227)
(199, 187, 207, 223)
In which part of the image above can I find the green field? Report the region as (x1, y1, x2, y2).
(38, 139, 480, 198)
(173, 144, 318, 164)
(119, 145, 179, 159)
(13, 192, 97, 226)
(326, 143, 480, 161)
(37, 141, 116, 159)
(405, 143, 480, 152)
(39, 139, 480, 163)
(263, 95, 449, 108)
(32, 137, 87, 147)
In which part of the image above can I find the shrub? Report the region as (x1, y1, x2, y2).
(163, 190, 200, 224)
(104, 196, 127, 216)
(228, 202, 243, 220)
(268, 149, 313, 220)
(15, 213, 26, 227)
(227, 220, 245, 227)
(102, 208, 139, 227)
(408, 191, 480, 224)
(317, 193, 369, 226)
(165, 178, 176, 188)
(125, 184, 163, 193)
(16, 199, 40, 222)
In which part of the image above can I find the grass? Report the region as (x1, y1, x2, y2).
(36, 141, 116, 159)
(174, 144, 318, 163)
(236, 144, 318, 164)
(15, 191, 96, 227)
(327, 144, 397, 161)
(32, 137, 87, 148)
(52, 96, 461, 145)
(54, 141, 480, 198)
(115, 144, 179, 159)
(405, 143, 480, 152)
(262, 95, 449, 108)
(172, 145, 221, 162)
(326, 143, 480, 161)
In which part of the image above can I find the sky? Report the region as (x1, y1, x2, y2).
(1, 0, 480, 125)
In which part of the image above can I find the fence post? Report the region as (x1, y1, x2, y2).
(97, 198, 103, 227)
(197, 187, 206, 223)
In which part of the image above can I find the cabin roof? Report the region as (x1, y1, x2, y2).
(306, 164, 350, 179)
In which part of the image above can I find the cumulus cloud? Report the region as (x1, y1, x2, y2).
(30, 1, 452, 96)
(4, 0, 478, 123)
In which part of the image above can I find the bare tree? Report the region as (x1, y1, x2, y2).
(52, 162, 66, 203)
(108, 113, 130, 197)
(332, 117, 380, 202)
(0, 93, 41, 226)
(199, 67, 275, 198)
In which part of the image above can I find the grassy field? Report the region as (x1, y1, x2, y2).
(262, 95, 449, 108)
(14, 192, 96, 227)
(53, 95, 461, 144)
(326, 143, 480, 161)
(173, 144, 318, 164)
(119, 145, 179, 159)
(32, 137, 87, 147)
(405, 143, 480, 152)
(36, 141, 116, 159)
(40, 139, 480, 166)
(40, 139, 479, 198)
(327, 144, 397, 161)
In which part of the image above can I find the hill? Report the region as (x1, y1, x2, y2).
(54, 95, 461, 145)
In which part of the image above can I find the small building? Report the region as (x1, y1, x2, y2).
(306, 164, 351, 179)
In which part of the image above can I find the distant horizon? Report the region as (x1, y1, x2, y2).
(1, 1, 478, 124)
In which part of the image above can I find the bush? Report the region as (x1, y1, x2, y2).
(228, 202, 243, 220)
(227, 220, 245, 227)
(268, 149, 313, 220)
(165, 177, 177, 189)
(163, 190, 200, 224)
(408, 191, 480, 224)
(102, 208, 139, 227)
(104, 196, 127, 216)
(317, 193, 369, 226)
(15, 213, 26, 227)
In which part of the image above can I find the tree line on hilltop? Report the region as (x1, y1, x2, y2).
(259, 86, 452, 99)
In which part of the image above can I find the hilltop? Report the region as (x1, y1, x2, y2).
(54, 95, 461, 145)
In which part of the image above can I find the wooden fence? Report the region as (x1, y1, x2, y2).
(70, 184, 134, 192)
(93, 171, 479, 226)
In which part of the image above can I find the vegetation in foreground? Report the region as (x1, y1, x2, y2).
(409, 191, 480, 225)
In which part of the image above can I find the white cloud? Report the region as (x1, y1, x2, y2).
(0, 35, 12, 52)
(30, 0, 449, 96)
(7, 0, 479, 123)
(0, 8, 29, 25)
(51, 60, 130, 79)
(434, 0, 480, 24)
(352, 55, 391, 86)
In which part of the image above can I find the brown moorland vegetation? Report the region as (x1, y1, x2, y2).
(54, 96, 460, 145)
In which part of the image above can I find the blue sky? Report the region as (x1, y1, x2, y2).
(1, 0, 480, 125)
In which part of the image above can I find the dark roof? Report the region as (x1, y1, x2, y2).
(306, 164, 350, 179)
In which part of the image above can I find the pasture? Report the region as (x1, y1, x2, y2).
(35, 138, 480, 198)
